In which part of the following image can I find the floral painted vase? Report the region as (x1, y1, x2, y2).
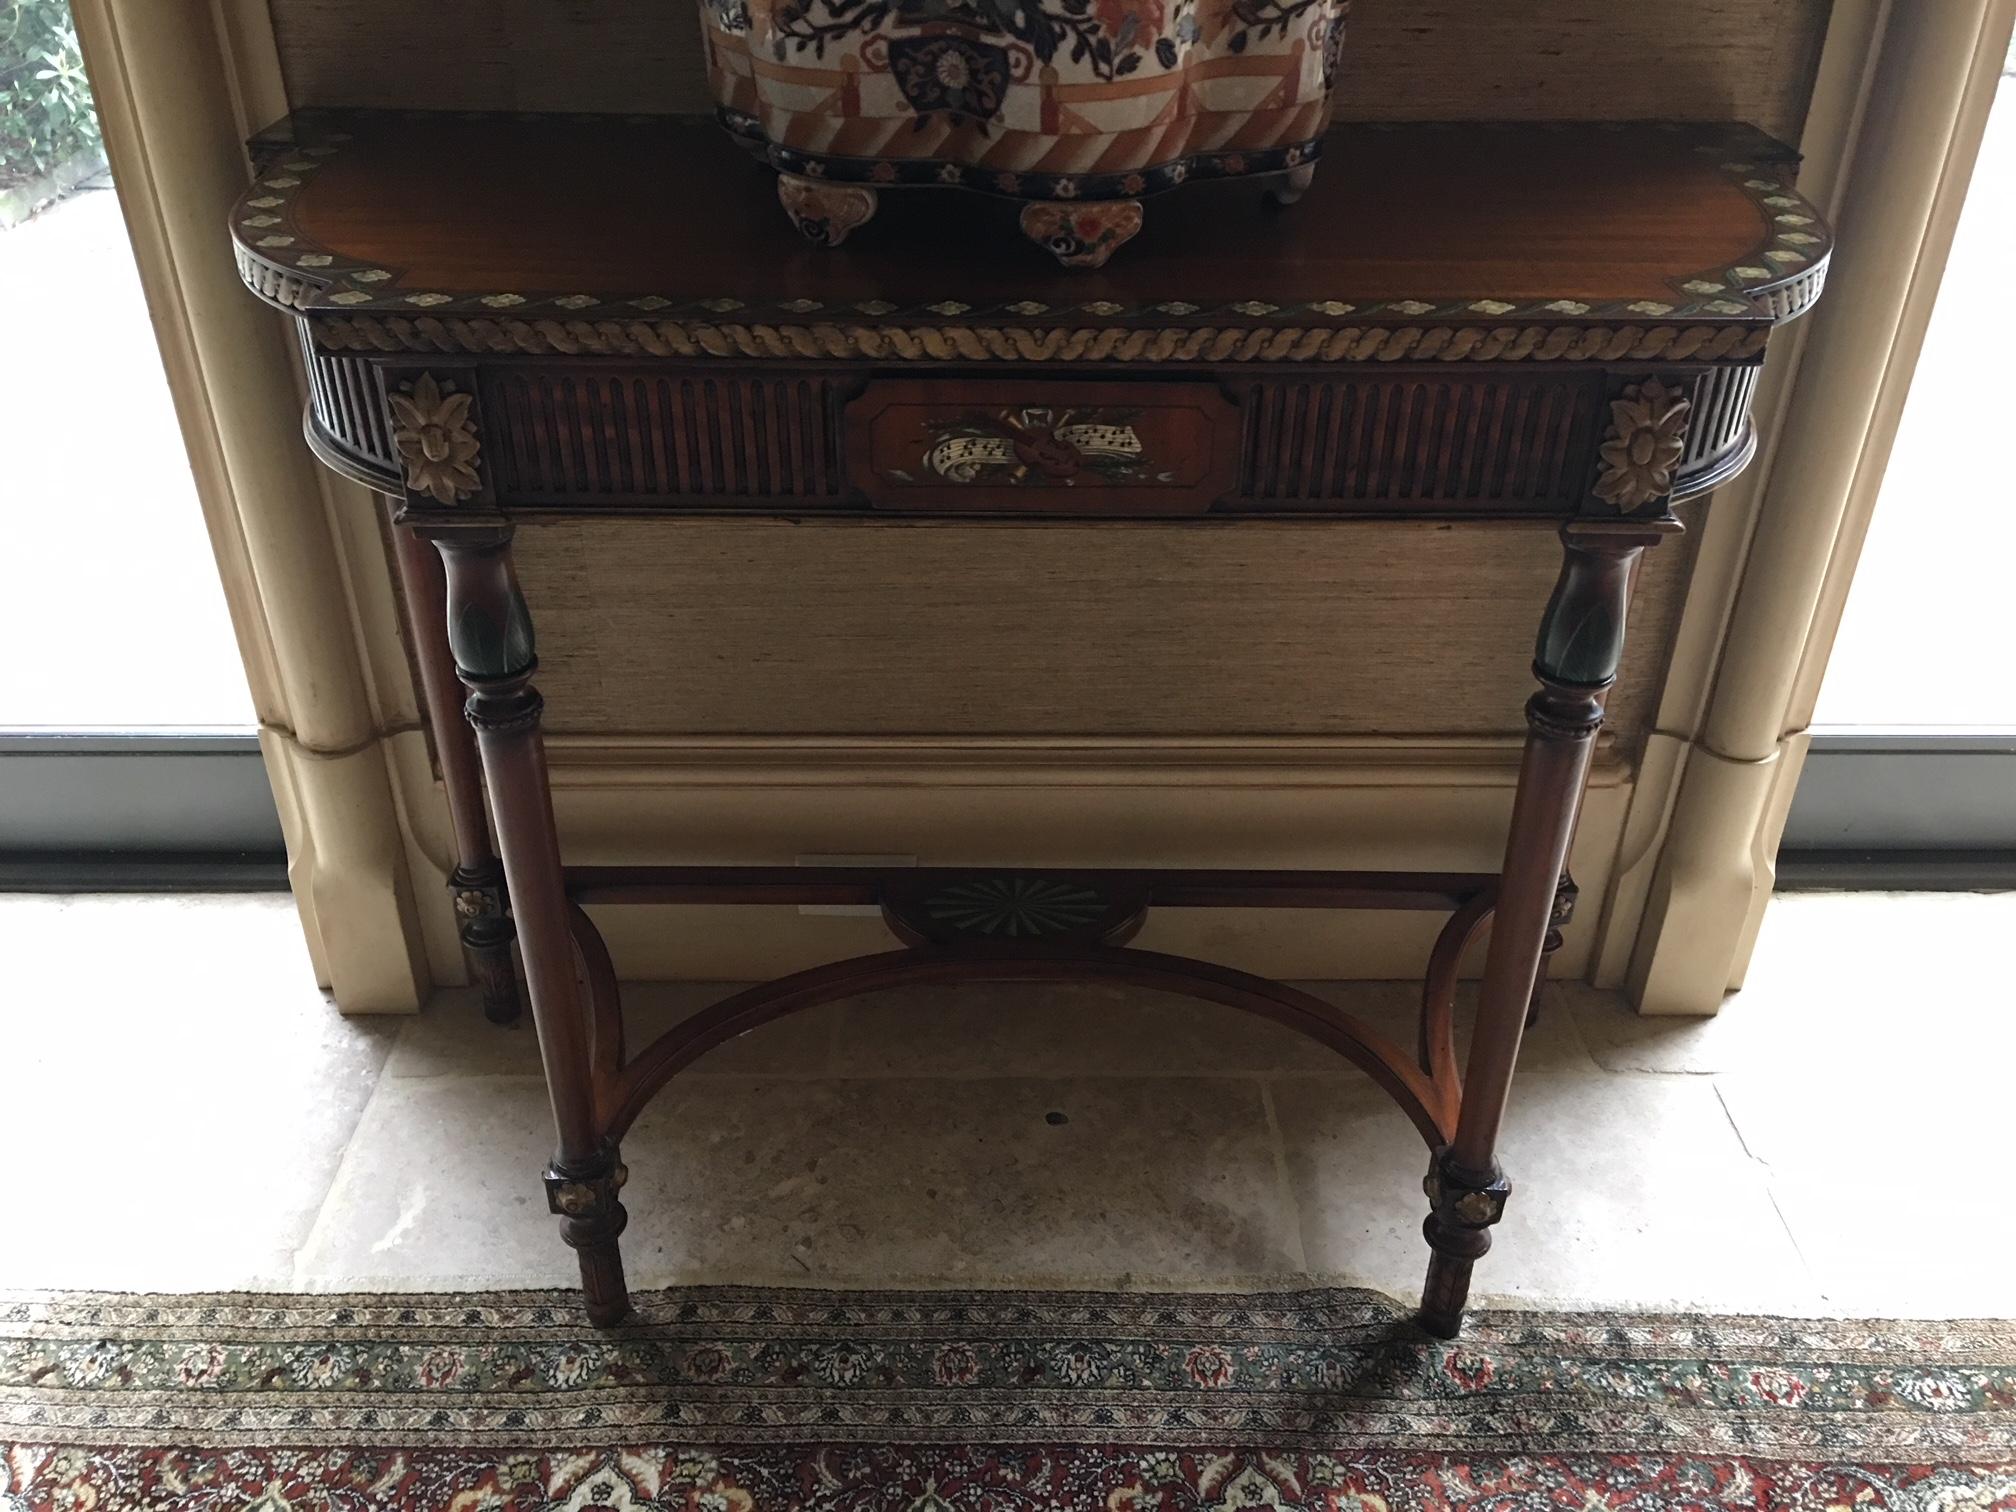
(700, 0, 1351, 266)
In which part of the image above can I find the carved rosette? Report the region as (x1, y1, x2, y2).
(454, 887, 497, 922)
(545, 1153, 629, 1220)
(1423, 1149, 1512, 1235)
(1594, 378, 1691, 511)
(450, 863, 510, 936)
(391, 373, 483, 505)
(1544, 874, 1580, 947)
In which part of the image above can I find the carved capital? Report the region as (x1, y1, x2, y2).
(1593, 378, 1691, 511)
(1533, 526, 1655, 691)
(391, 372, 484, 506)
(434, 535, 537, 684)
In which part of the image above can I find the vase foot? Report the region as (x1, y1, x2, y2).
(777, 174, 878, 248)
(1266, 162, 1318, 207)
(1019, 199, 1144, 269)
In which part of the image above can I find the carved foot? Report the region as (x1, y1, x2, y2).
(1416, 1147, 1512, 1338)
(1019, 199, 1144, 269)
(777, 174, 878, 248)
(452, 862, 519, 1025)
(546, 1144, 631, 1327)
(1266, 162, 1318, 207)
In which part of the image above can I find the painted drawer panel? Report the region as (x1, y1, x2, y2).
(846, 379, 1243, 516)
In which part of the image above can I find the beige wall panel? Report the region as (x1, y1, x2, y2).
(511, 516, 1699, 749)
(268, 0, 1829, 141)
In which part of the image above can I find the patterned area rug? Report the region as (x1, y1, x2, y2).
(2, 1286, 2012, 1509)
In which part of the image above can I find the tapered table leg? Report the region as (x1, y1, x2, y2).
(1418, 520, 1669, 1338)
(387, 503, 520, 1024)
(432, 527, 630, 1327)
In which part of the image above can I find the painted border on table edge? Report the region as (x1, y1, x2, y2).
(229, 111, 1833, 335)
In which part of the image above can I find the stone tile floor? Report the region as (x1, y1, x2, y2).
(0, 889, 2010, 1318)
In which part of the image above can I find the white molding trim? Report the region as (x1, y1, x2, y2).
(1616, 0, 2016, 1014)
(70, 1, 432, 1010)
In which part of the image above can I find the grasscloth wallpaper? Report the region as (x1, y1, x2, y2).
(268, 0, 1830, 141)
(515, 517, 1699, 744)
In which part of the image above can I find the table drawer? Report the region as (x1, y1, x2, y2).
(846, 379, 1242, 515)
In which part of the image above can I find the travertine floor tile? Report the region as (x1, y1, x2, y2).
(828, 980, 1399, 1078)
(1712, 1060, 2007, 1178)
(0, 894, 394, 1290)
(818, 979, 1591, 1078)
(292, 1073, 1302, 1291)
(395, 978, 1592, 1086)
(1272, 1070, 1818, 1314)
(5, 889, 2005, 1321)
(1564, 983, 1733, 1075)
(1572, 891, 2016, 1075)
(1766, 1174, 2013, 1318)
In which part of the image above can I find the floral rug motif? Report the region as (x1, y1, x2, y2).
(1, 1286, 2012, 1509)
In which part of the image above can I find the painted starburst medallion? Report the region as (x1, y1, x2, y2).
(881, 872, 1149, 948)
(924, 877, 1109, 938)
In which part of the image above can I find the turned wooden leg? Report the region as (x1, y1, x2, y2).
(776, 173, 878, 248)
(433, 527, 630, 1327)
(1019, 199, 1144, 269)
(387, 506, 520, 1024)
(1267, 162, 1318, 206)
(1419, 521, 1667, 1338)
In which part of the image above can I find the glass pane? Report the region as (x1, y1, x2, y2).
(1, 4, 254, 730)
(1812, 55, 2016, 730)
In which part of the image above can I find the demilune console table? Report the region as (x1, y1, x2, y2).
(231, 112, 1829, 1335)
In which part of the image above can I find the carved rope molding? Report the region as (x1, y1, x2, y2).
(311, 317, 1773, 365)
(389, 373, 483, 505)
(1594, 378, 1693, 510)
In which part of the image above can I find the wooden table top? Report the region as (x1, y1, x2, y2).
(235, 112, 1830, 341)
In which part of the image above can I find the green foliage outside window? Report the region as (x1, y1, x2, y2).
(0, 0, 99, 190)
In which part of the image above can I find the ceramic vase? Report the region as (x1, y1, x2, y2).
(699, 0, 1351, 266)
